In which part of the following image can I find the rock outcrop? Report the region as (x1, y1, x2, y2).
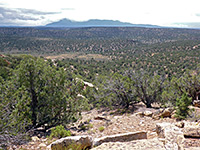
(183, 121, 200, 138)
(47, 135, 93, 150)
(152, 108, 174, 119)
(156, 122, 184, 150)
(92, 138, 165, 150)
(47, 131, 147, 150)
(136, 108, 174, 119)
(93, 131, 147, 146)
(184, 127, 200, 138)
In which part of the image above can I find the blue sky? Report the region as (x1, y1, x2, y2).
(0, 0, 200, 27)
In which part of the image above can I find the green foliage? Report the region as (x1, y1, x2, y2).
(175, 93, 192, 120)
(177, 68, 200, 101)
(0, 55, 87, 134)
(161, 77, 180, 107)
(98, 126, 105, 132)
(95, 73, 137, 109)
(0, 57, 10, 79)
(87, 123, 93, 129)
(125, 69, 165, 108)
(162, 67, 200, 108)
(2, 27, 200, 79)
(49, 125, 71, 139)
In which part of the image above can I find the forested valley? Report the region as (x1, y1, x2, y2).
(1, 27, 200, 149)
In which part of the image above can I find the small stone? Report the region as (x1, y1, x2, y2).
(41, 138, 48, 142)
(31, 136, 40, 141)
(175, 122, 184, 128)
(149, 132, 157, 136)
(29, 142, 35, 145)
(139, 120, 144, 124)
(39, 143, 47, 147)
(135, 112, 144, 116)
(152, 114, 160, 120)
(171, 113, 176, 119)
(144, 111, 153, 117)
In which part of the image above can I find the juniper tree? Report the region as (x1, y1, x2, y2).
(0, 55, 87, 134)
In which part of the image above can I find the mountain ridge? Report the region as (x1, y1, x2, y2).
(45, 18, 161, 28)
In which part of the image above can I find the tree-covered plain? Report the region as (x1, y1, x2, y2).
(1, 27, 200, 78)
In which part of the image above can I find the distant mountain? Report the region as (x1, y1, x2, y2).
(172, 22, 200, 29)
(45, 18, 160, 28)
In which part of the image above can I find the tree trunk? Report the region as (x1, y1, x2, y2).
(30, 71, 37, 127)
(146, 102, 152, 108)
(145, 99, 152, 108)
(125, 101, 130, 109)
(31, 89, 37, 126)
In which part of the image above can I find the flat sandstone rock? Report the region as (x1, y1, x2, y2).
(92, 138, 165, 150)
(94, 131, 147, 146)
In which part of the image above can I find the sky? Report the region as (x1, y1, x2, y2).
(0, 0, 200, 27)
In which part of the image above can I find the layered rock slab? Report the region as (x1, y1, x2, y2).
(93, 131, 147, 146)
(47, 135, 93, 150)
(47, 131, 147, 150)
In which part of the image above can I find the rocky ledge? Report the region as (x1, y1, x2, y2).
(47, 121, 200, 150)
(47, 131, 147, 150)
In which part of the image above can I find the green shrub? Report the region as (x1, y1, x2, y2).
(175, 93, 192, 120)
(87, 123, 93, 129)
(98, 126, 105, 132)
(49, 125, 71, 139)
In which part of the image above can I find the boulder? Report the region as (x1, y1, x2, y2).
(183, 122, 200, 138)
(135, 111, 144, 116)
(152, 114, 160, 120)
(135, 111, 153, 117)
(31, 136, 40, 142)
(144, 111, 153, 117)
(152, 108, 174, 119)
(152, 108, 164, 119)
(38, 143, 47, 148)
(156, 122, 184, 150)
(171, 110, 177, 119)
(94, 131, 147, 146)
(47, 135, 93, 150)
(161, 108, 173, 118)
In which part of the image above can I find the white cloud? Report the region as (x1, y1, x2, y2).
(0, 0, 200, 26)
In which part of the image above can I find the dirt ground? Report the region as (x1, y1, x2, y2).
(9, 103, 200, 150)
